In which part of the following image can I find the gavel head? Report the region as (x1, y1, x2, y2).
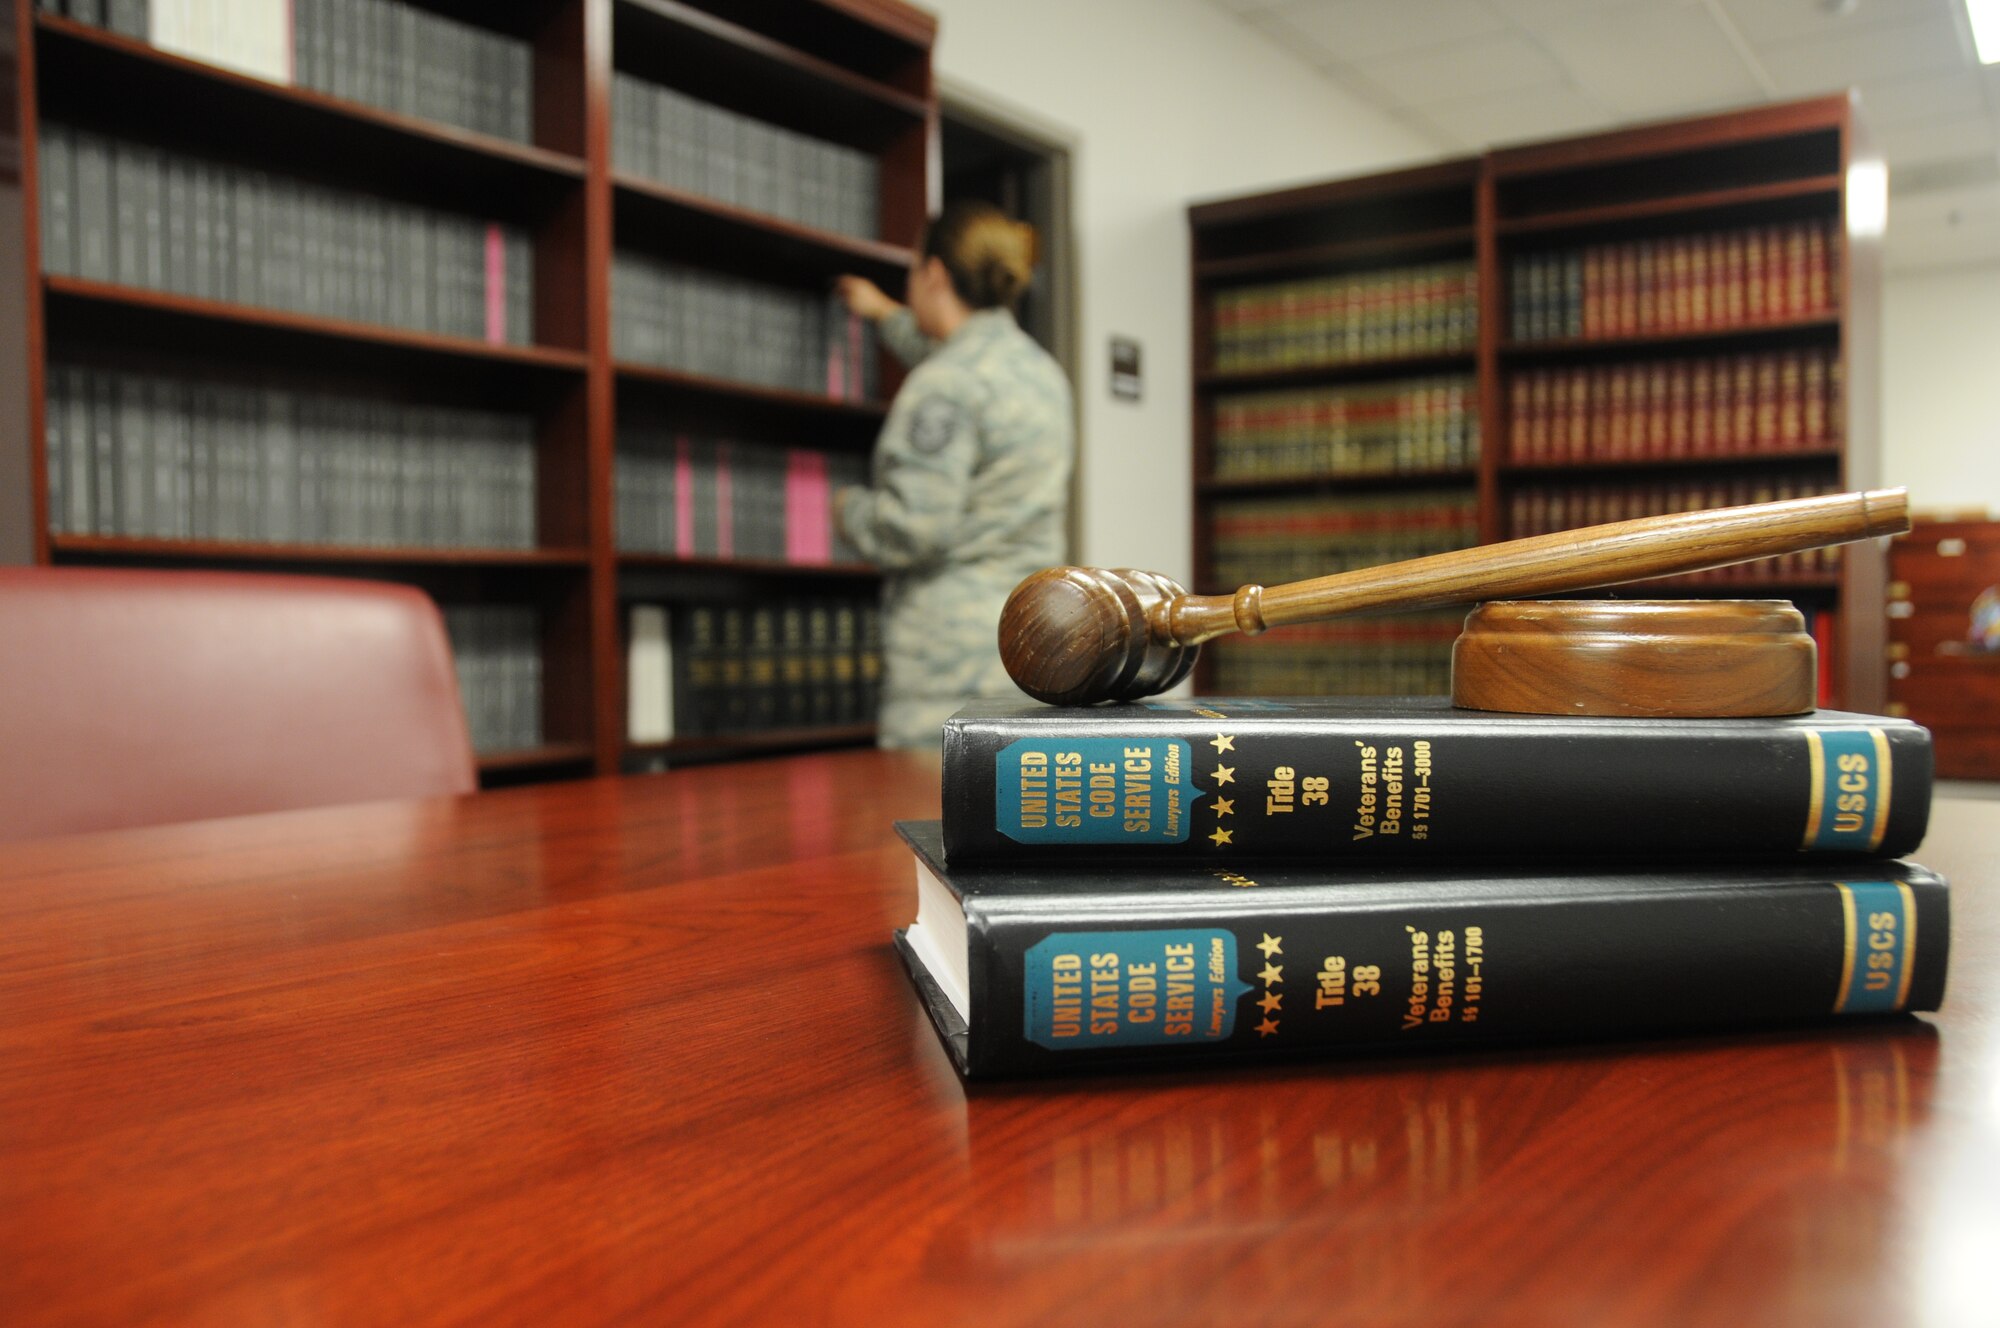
(999, 567, 1197, 706)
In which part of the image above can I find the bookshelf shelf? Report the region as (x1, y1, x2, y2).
(612, 173, 913, 281)
(626, 723, 877, 761)
(46, 277, 592, 376)
(614, 360, 890, 418)
(1188, 95, 1882, 711)
(50, 536, 593, 569)
(618, 553, 879, 577)
(1197, 353, 1477, 393)
(477, 742, 598, 774)
(1193, 225, 1476, 282)
(1498, 315, 1841, 359)
(614, 0, 928, 145)
(1495, 175, 1843, 239)
(1501, 448, 1843, 478)
(35, 17, 587, 215)
(1199, 468, 1477, 496)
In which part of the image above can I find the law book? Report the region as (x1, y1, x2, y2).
(893, 818, 1950, 1079)
(940, 697, 1932, 864)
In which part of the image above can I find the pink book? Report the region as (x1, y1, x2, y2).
(785, 450, 811, 563)
(484, 224, 506, 344)
(674, 436, 694, 558)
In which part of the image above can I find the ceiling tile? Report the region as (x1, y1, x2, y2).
(1268, 0, 1509, 62)
(1485, 0, 1649, 26)
(1717, 0, 1945, 48)
(1765, 14, 1971, 95)
(1239, 7, 1344, 65)
(1854, 69, 1988, 128)
(1345, 32, 1568, 105)
(1877, 114, 1999, 165)
(1534, 5, 1768, 117)
(1418, 83, 1621, 147)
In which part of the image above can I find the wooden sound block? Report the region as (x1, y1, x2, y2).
(1451, 600, 1817, 718)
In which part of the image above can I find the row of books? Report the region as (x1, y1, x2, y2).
(1209, 261, 1478, 375)
(626, 598, 883, 743)
(1507, 475, 1843, 581)
(41, 123, 534, 344)
(45, 363, 537, 547)
(612, 72, 880, 242)
(1211, 376, 1478, 480)
(903, 701, 1941, 1077)
(616, 429, 867, 565)
(50, 0, 534, 145)
(442, 605, 542, 756)
(1508, 350, 1842, 464)
(611, 252, 879, 400)
(1205, 615, 1460, 698)
(1208, 490, 1479, 590)
(1509, 220, 1837, 342)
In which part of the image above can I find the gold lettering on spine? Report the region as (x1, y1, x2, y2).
(1833, 884, 1858, 1014)
(1868, 729, 1893, 853)
(1802, 731, 1827, 849)
(1895, 881, 1918, 1011)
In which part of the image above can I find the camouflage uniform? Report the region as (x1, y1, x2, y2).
(838, 307, 1074, 750)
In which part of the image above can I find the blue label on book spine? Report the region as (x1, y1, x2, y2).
(1802, 729, 1893, 853)
(1833, 881, 1917, 1014)
(1023, 931, 1254, 1050)
(995, 737, 1206, 844)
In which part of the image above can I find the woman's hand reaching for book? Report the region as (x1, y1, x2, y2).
(835, 275, 902, 323)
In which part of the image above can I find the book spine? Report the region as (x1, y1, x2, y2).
(941, 711, 1933, 863)
(939, 867, 1948, 1077)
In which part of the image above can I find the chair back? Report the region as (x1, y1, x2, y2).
(0, 568, 478, 841)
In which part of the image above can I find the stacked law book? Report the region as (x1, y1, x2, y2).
(615, 428, 867, 565)
(442, 604, 542, 755)
(45, 362, 536, 547)
(1212, 376, 1478, 480)
(41, 122, 534, 344)
(625, 597, 882, 744)
(611, 72, 880, 241)
(48, 0, 533, 144)
(1206, 614, 1461, 698)
(1509, 219, 1837, 342)
(1508, 349, 1841, 463)
(895, 697, 1947, 1078)
(612, 253, 879, 400)
(1508, 474, 1840, 582)
(1210, 261, 1478, 375)
(1208, 490, 1479, 591)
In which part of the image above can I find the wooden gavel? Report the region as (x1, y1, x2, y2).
(999, 487, 1909, 706)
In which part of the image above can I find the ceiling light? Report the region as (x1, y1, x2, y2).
(1969, 0, 2000, 63)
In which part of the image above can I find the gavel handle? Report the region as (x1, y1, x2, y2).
(1163, 487, 1909, 647)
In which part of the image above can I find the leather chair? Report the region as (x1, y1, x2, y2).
(0, 568, 478, 842)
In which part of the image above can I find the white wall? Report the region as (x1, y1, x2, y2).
(1883, 263, 2000, 517)
(921, 0, 1437, 581)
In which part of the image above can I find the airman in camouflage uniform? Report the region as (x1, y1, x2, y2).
(838, 305, 1074, 749)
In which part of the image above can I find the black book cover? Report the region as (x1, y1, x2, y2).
(893, 820, 1950, 1079)
(941, 697, 1933, 864)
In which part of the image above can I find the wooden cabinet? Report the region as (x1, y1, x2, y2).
(1888, 519, 2000, 779)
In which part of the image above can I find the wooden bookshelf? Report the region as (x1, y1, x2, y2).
(3, 0, 936, 785)
(1188, 95, 1885, 711)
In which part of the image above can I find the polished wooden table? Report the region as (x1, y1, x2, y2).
(3, 752, 1995, 1327)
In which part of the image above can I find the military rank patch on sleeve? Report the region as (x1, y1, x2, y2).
(909, 397, 963, 454)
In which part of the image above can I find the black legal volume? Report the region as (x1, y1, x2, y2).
(941, 697, 1933, 863)
(893, 821, 1951, 1079)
